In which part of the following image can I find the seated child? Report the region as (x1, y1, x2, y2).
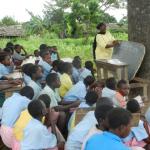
(50, 60, 63, 77)
(48, 46, 60, 62)
(0, 52, 14, 80)
(64, 76, 95, 102)
(12, 44, 28, 65)
(27, 65, 43, 100)
(68, 91, 99, 131)
(79, 61, 93, 81)
(124, 99, 149, 148)
(1, 86, 34, 148)
(34, 49, 41, 64)
(22, 63, 34, 85)
(15, 100, 57, 150)
(82, 104, 113, 150)
(102, 77, 117, 99)
(13, 94, 65, 150)
(38, 45, 52, 80)
(84, 108, 132, 150)
(59, 62, 73, 97)
(115, 79, 130, 108)
(72, 56, 82, 84)
(65, 97, 113, 150)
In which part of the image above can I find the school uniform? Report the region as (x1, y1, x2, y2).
(64, 81, 87, 102)
(13, 51, 25, 61)
(40, 85, 61, 107)
(20, 118, 57, 150)
(68, 102, 92, 131)
(85, 131, 130, 150)
(72, 67, 80, 84)
(1, 93, 30, 148)
(23, 73, 32, 85)
(79, 68, 92, 81)
(59, 73, 73, 97)
(27, 80, 42, 100)
(102, 87, 116, 98)
(38, 59, 52, 80)
(65, 111, 97, 150)
(0, 63, 10, 78)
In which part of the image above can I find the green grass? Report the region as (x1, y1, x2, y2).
(0, 32, 128, 62)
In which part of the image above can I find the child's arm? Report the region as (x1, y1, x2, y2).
(54, 101, 80, 112)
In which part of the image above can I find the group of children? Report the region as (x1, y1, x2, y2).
(0, 42, 150, 150)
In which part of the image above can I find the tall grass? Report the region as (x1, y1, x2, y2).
(0, 32, 128, 62)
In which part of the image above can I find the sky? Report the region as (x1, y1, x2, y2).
(0, 0, 127, 22)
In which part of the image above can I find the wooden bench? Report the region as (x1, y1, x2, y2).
(131, 113, 141, 127)
(74, 107, 95, 126)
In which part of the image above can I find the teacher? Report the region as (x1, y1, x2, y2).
(93, 23, 119, 60)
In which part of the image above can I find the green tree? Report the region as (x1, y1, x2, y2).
(0, 16, 18, 26)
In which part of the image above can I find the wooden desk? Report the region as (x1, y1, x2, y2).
(0, 82, 23, 98)
(5, 71, 23, 79)
(95, 59, 128, 81)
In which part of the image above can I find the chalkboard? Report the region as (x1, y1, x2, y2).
(112, 41, 145, 80)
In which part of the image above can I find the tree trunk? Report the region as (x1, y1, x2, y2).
(128, 0, 150, 79)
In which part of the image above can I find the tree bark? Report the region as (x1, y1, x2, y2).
(128, 0, 150, 79)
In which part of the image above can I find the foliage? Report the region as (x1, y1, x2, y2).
(0, 32, 128, 62)
(0, 16, 19, 26)
(23, 0, 126, 37)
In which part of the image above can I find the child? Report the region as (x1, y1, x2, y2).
(84, 108, 132, 150)
(68, 91, 99, 132)
(114, 79, 130, 108)
(27, 65, 43, 100)
(0, 86, 34, 148)
(65, 97, 113, 150)
(12, 44, 28, 65)
(59, 62, 73, 97)
(79, 61, 93, 81)
(34, 49, 41, 64)
(13, 94, 65, 149)
(50, 60, 63, 77)
(49, 46, 60, 62)
(82, 104, 114, 150)
(40, 73, 61, 107)
(38, 48, 52, 80)
(72, 56, 82, 84)
(124, 99, 148, 149)
(22, 63, 34, 85)
(102, 77, 117, 97)
(19, 100, 57, 150)
(0, 52, 14, 80)
(64, 76, 95, 102)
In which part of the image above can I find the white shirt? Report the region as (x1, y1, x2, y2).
(79, 68, 92, 81)
(13, 51, 25, 61)
(102, 87, 116, 99)
(40, 85, 61, 107)
(66, 111, 97, 144)
(28, 80, 42, 100)
(0, 63, 10, 78)
(21, 118, 57, 150)
(38, 59, 52, 79)
(64, 81, 87, 101)
(1, 93, 30, 127)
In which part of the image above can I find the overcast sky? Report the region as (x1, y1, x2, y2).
(0, 0, 127, 22)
